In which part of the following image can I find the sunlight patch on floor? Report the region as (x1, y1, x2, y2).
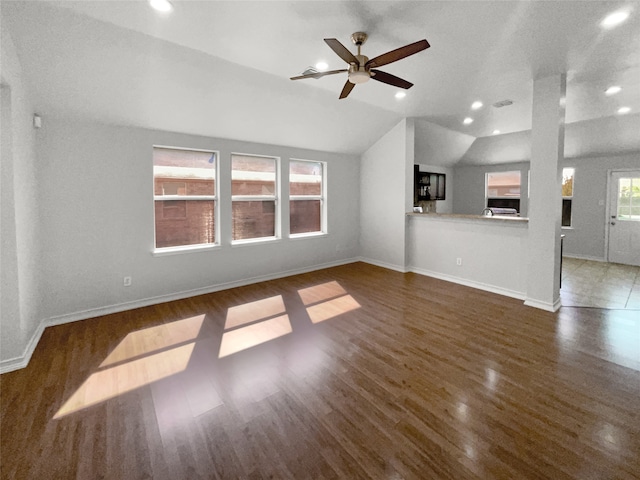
(298, 281, 361, 323)
(219, 314, 292, 358)
(100, 314, 206, 368)
(225, 295, 286, 329)
(54, 342, 195, 419)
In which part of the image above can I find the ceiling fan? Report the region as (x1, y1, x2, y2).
(290, 32, 430, 99)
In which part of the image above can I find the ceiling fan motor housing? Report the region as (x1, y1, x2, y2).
(349, 54, 370, 83)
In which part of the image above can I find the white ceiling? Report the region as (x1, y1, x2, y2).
(3, 0, 640, 159)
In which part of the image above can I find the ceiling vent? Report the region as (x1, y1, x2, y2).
(493, 99, 514, 108)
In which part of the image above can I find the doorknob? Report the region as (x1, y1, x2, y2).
(611, 221, 616, 225)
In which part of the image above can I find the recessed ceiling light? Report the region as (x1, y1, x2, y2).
(492, 129, 501, 135)
(395, 91, 407, 99)
(149, 0, 173, 12)
(605, 86, 622, 96)
(315, 62, 328, 71)
(463, 117, 473, 125)
(617, 106, 631, 114)
(600, 10, 630, 29)
(471, 101, 483, 110)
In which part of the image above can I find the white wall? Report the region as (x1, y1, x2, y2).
(360, 119, 413, 271)
(1, 28, 43, 365)
(562, 152, 640, 261)
(32, 119, 360, 324)
(408, 216, 529, 298)
(0, 116, 361, 371)
(414, 119, 475, 168)
(452, 162, 530, 216)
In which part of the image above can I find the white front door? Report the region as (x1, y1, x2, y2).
(608, 170, 640, 266)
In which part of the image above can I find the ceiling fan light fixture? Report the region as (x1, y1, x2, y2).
(348, 70, 370, 84)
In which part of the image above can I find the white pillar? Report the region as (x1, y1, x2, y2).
(525, 74, 566, 311)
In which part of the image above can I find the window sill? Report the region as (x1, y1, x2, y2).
(231, 236, 281, 248)
(289, 231, 327, 240)
(152, 243, 220, 256)
(561, 226, 574, 230)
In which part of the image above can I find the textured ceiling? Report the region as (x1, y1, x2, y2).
(3, 0, 640, 158)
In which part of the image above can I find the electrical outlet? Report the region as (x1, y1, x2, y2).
(456, 258, 462, 266)
(123, 276, 132, 287)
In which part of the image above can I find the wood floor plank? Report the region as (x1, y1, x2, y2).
(2, 262, 639, 479)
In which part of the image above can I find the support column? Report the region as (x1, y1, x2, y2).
(525, 74, 566, 311)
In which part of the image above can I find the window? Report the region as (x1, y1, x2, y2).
(486, 171, 521, 212)
(153, 146, 217, 249)
(232, 154, 278, 241)
(562, 168, 574, 227)
(290, 160, 325, 235)
(617, 176, 640, 221)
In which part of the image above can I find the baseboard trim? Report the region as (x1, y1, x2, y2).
(524, 297, 562, 312)
(358, 257, 409, 273)
(563, 254, 606, 262)
(409, 266, 527, 301)
(0, 319, 47, 374)
(3, 257, 359, 374)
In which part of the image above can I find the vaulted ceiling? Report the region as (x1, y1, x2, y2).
(3, 0, 639, 161)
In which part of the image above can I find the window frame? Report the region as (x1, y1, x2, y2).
(289, 158, 327, 238)
(231, 153, 281, 244)
(485, 170, 522, 213)
(152, 145, 219, 254)
(562, 167, 575, 228)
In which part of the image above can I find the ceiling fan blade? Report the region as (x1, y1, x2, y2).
(365, 39, 430, 69)
(290, 69, 347, 80)
(324, 38, 359, 65)
(370, 70, 413, 89)
(339, 80, 355, 99)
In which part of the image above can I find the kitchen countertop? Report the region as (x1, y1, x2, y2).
(406, 212, 529, 224)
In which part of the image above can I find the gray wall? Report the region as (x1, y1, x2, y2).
(1, 27, 42, 362)
(452, 153, 640, 260)
(360, 119, 413, 271)
(562, 153, 640, 261)
(33, 119, 361, 323)
(452, 162, 530, 216)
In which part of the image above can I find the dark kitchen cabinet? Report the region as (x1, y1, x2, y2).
(414, 165, 445, 203)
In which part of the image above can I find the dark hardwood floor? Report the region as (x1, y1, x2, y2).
(1, 262, 639, 479)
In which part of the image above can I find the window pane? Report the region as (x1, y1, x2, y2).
(562, 199, 572, 227)
(290, 200, 321, 234)
(562, 168, 574, 197)
(154, 200, 215, 248)
(618, 205, 631, 219)
(290, 160, 322, 195)
(153, 147, 216, 196)
(617, 178, 636, 221)
(232, 201, 275, 240)
(232, 155, 276, 195)
(487, 171, 521, 198)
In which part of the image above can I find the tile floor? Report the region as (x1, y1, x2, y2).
(561, 257, 640, 309)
